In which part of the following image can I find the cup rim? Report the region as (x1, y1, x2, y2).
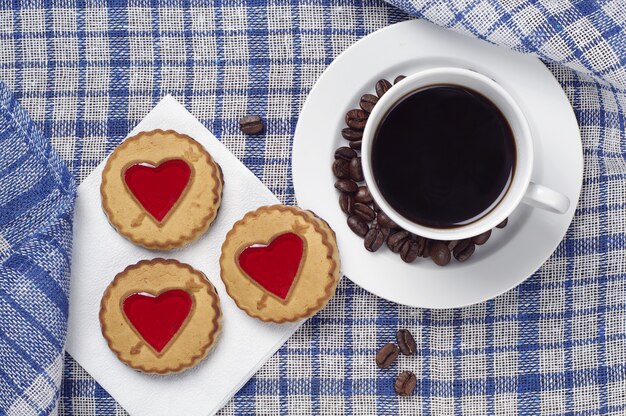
(361, 67, 533, 240)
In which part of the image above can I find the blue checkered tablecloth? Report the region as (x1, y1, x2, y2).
(1, 0, 626, 415)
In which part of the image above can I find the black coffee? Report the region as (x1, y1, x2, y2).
(371, 85, 516, 229)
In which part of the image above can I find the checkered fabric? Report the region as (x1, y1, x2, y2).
(1, 0, 626, 415)
(0, 80, 75, 415)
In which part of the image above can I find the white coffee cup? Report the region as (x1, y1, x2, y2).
(361, 67, 570, 241)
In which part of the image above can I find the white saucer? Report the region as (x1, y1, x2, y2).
(292, 20, 583, 309)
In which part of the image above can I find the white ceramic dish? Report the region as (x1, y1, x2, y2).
(292, 20, 583, 309)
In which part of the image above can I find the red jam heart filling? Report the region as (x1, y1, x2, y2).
(124, 159, 191, 222)
(238, 232, 304, 300)
(122, 289, 193, 353)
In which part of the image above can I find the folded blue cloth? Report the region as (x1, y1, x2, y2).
(391, 0, 626, 90)
(0, 82, 75, 413)
(1, 0, 626, 414)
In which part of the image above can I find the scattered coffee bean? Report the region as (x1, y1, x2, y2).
(341, 128, 363, 141)
(349, 140, 362, 150)
(375, 79, 392, 98)
(239, 115, 264, 135)
(394, 371, 417, 396)
(332, 159, 350, 179)
(415, 236, 428, 257)
(376, 211, 398, 229)
(421, 238, 430, 258)
(375, 343, 399, 369)
(360, 94, 379, 113)
(364, 226, 388, 252)
(496, 218, 508, 229)
(387, 231, 410, 253)
(347, 215, 369, 237)
(447, 240, 459, 251)
(355, 186, 373, 204)
(454, 240, 476, 262)
(453, 238, 470, 254)
(345, 109, 368, 130)
(354, 202, 376, 222)
(335, 179, 358, 193)
(400, 239, 420, 263)
(394, 75, 406, 84)
(349, 157, 364, 181)
(396, 329, 416, 356)
(339, 193, 355, 215)
(430, 241, 451, 266)
(472, 230, 492, 245)
(335, 146, 357, 161)
(376, 221, 391, 241)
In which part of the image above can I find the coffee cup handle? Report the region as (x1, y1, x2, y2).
(522, 182, 570, 214)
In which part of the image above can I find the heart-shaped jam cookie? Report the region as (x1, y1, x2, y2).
(238, 233, 304, 300)
(221, 205, 340, 323)
(101, 130, 223, 250)
(124, 159, 191, 222)
(122, 289, 193, 353)
(100, 259, 221, 374)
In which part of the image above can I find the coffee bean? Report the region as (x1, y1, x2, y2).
(453, 238, 470, 253)
(496, 218, 508, 229)
(341, 128, 363, 141)
(372, 200, 381, 211)
(355, 186, 373, 204)
(372, 218, 391, 243)
(375, 79, 392, 98)
(430, 241, 451, 266)
(332, 159, 350, 179)
(339, 193, 355, 215)
(454, 240, 476, 262)
(394, 371, 417, 396)
(335, 146, 357, 160)
(335, 179, 358, 193)
(396, 329, 416, 355)
(239, 115, 264, 135)
(364, 226, 388, 252)
(387, 231, 410, 253)
(375, 343, 399, 369)
(447, 240, 459, 251)
(347, 215, 369, 237)
(360, 94, 379, 113)
(345, 109, 368, 130)
(376, 211, 398, 229)
(349, 157, 364, 182)
(349, 140, 362, 150)
(415, 236, 427, 257)
(354, 202, 376, 222)
(400, 239, 420, 263)
(394, 75, 406, 84)
(377, 222, 391, 241)
(472, 230, 492, 245)
(422, 239, 432, 258)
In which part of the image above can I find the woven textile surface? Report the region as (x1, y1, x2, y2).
(0, 0, 626, 415)
(0, 80, 76, 415)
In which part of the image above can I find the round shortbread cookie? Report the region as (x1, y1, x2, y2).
(100, 259, 221, 374)
(220, 205, 341, 323)
(101, 129, 223, 250)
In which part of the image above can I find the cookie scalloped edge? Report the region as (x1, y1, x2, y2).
(100, 129, 223, 250)
(99, 258, 222, 375)
(220, 205, 341, 323)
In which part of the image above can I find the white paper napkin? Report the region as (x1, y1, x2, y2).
(66, 95, 303, 416)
